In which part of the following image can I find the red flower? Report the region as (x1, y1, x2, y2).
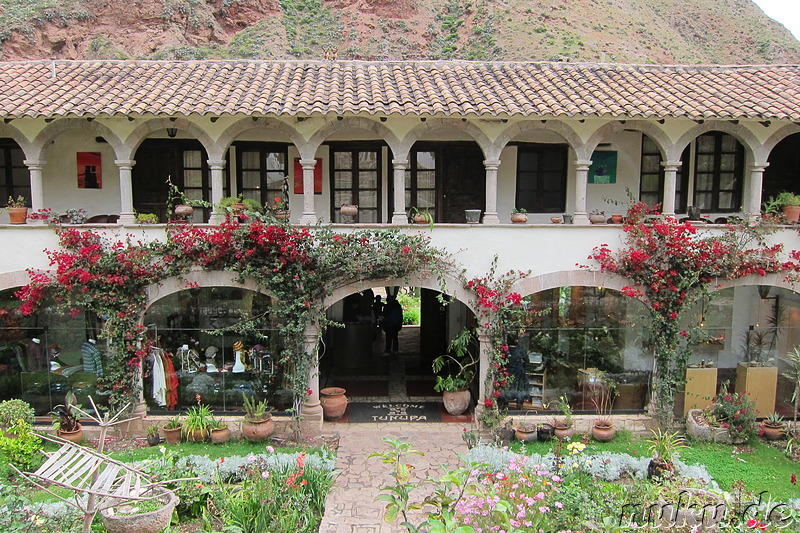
(792, 473, 797, 485)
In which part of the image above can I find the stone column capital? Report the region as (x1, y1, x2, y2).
(661, 160, 682, 172)
(391, 159, 409, 169)
(23, 159, 46, 169)
(575, 159, 593, 171)
(299, 158, 318, 169)
(207, 159, 227, 169)
(483, 159, 501, 170)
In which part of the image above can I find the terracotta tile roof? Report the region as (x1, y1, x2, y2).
(0, 60, 799, 121)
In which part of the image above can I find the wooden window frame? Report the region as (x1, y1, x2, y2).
(514, 143, 568, 213)
(232, 142, 289, 205)
(329, 143, 383, 223)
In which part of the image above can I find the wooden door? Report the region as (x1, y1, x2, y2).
(441, 146, 485, 223)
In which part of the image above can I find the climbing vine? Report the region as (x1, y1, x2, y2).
(17, 218, 456, 412)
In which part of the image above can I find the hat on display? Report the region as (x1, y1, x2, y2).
(233, 341, 244, 351)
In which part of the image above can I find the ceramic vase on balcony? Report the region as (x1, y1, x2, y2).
(8, 207, 27, 224)
(511, 212, 528, 224)
(465, 209, 482, 224)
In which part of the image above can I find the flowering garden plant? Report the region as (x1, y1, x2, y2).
(589, 202, 799, 428)
(702, 388, 758, 441)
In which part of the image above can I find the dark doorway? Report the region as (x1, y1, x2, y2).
(420, 288, 447, 363)
(441, 145, 485, 223)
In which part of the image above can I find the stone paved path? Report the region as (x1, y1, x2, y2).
(318, 422, 471, 533)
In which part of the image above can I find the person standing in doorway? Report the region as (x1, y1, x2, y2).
(382, 295, 403, 356)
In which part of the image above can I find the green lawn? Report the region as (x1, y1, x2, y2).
(512, 431, 800, 500)
(107, 439, 307, 463)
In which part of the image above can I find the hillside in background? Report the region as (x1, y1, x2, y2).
(0, 0, 798, 64)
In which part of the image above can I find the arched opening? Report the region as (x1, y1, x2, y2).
(513, 286, 650, 414)
(764, 132, 800, 200)
(320, 285, 477, 418)
(132, 137, 212, 223)
(141, 286, 292, 413)
(0, 288, 105, 415)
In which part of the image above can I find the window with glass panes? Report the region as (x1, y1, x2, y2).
(181, 149, 209, 223)
(639, 135, 688, 212)
(331, 146, 381, 223)
(405, 150, 437, 216)
(235, 143, 288, 207)
(0, 140, 30, 204)
(515, 144, 567, 213)
(693, 132, 743, 212)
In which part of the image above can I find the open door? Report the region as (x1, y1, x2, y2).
(441, 145, 485, 223)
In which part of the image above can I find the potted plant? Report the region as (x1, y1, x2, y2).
(166, 176, 211, 220)
(432, 329, 478, 416)
(646, 428, 687, 480)
(590, 378, 617, 442)
(764, 191, 800, 222)
(686, 386, 757, 444)
(510, 208, 528, 224)
(735, 328, 778, 417)
(588, 209, 606, 224)
(0, 399, 35, 433)
(550, 395, 574, 440)
(269, 195, 289, 220)
(464, 208, 482, 224)
(760, 412, 785, 441)
(241, 393, 274, 441)
(63, 208, 88, 224)
(320, 387, 348, 421)
(136, 213, 159, 224)
(162, 415, 182, 444)
(182, 404, 212, 443)
(6, 195, 28, 224)
(340, 204, 358, 217)
(408, 206, 434, 229)
(51, 391, 83, 443)
(536, 422, 554, 441)
(514, 416, 537, 442)
(100, 487, 179, 533)
(219, 195, 246, 219)
(209, 416, 231, 444)
(145, 424, 161, 446)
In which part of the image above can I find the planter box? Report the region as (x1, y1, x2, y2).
(735, 364, 777, 417)
(683, 367, 717, 417)
(686, 409, 746, 444)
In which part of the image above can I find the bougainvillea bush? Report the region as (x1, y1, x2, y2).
(589, 204, 799, 427)
(16, 219, 455, 410)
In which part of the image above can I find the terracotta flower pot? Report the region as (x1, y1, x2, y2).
(591, 421, 616, 442)
(183, 428, 209, 443)
(515, 427, 537, 442)
(782, 205, 800, 223)
(553, 423, 574, 440)
(163, 426, 182, 444)
(442, 389, 471, 416)
(762, 424, 784, 441)
(511, 212, 528, 224)
(320, 387, 348, 421)
(210, 426, 231, 444)
(57, 425, 84, 443)
(101, 489, 179, 533)
(611, 214, 624, 224)
(7, 207, 27, 225)
(340, 204, 358, 216)
(242, 418, 274, 442)
(173, 204, 194, 218)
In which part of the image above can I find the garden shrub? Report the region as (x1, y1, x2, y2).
(0, 420, 43, 471)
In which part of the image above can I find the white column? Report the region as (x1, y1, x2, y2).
(300, 326, 323, 432)
(207, 159, 227, 225)
(23, 160, 45, 224)
(572, 159, 592, 225)
(391, 159, 409, 225)
(661, 161, 681, 217)
(483, 159, 501, 224)
(747, 163, 768, 221)
(475, 328, 492, 423)
(114, 159, 136, 224)
(298, 158, 318, 225)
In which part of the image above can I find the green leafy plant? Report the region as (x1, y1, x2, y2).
(166, 176, 212, 209)
(704, 386, 758, 441)
(182, 404, 213, 435)
(432, 329, 477, 392)
(783, 346, 800, 425)
(549, 394, 573, 428)
(50, 391, 81, 432)
(0, 419, 43, 470)
(512, 207, 527, 213)
(408, 206, 434, 229)
(63, 208, 88, 224)
(163, 414, 182, 430)
(146, 423, 160, 436)
(242, 197, 265, 214)
(242, 393, 273, 421)
(764, 412, 785, 427)
(763, 191, 800, 214)
(5, 195, 26, 208)
(368, 438, 424, 526)
(647, 428, 687, 465)
(0, 399, 35, 428)
(136, 212, 159, 224)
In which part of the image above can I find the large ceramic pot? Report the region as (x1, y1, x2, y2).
(591, 420, 616, 442)
(57, 425, 84, 443)
(442, 389, 471, 416)
(210, 426, 231, 444)
(163, 426, 182, 445)
(686, 409, 746, 444)
(511, 212, 528, 224)
(173, 204, 194, 219)
(340, 204, 358, 217)
(553, 423, 574, 440)
(242, 418, 275, 442)
(762, 423, 784, 441)
(783, 205, 800, 223)
(183, 428, 209, 443)
(320, 387, 348, 421)
(515, 426, 537, 442)
(101, 489, 179, 533)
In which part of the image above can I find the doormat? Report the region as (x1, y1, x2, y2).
(333, 380, 389, 397)
(345, 402, 442, 423)
(405, 379, 437, 397)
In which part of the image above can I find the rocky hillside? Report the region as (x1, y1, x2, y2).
(0, 0, 798, 64)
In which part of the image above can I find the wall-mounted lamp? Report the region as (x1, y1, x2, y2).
(166, 128, 177, 138)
